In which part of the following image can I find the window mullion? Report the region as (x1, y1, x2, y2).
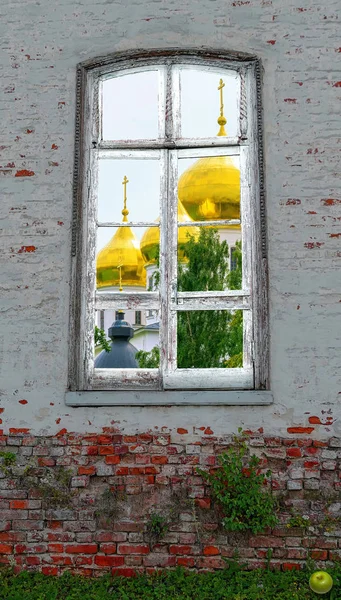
(164, 368, 254, 391)
(97, 137, 242, 150)
(165, 64, 173, 140)
(159, 148, 169, 381)
(80, 70, 101, 389)
(239, 67, 248, 140)
(176, 300, 251, 312)
(171, 66, 181, 141)
(84, 145, 98, 389)
(98, 77, 103, 144)
(95, 291, 159, 311)
(240, 145, 253, 373)
(166, 149, 178, 375)
(158, 66, 167, 140)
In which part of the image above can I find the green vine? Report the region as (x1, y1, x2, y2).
(146, 512, 169, 545)
(0, 451, 17, 476)
(287, 511, 311, 529)
(20, 465, 74, 509)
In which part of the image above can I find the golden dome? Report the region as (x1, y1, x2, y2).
(96, 176, 146, 290)
(178, 78, 240, 222)
(140, 201, 199, 265)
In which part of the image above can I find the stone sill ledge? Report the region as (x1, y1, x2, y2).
(65, 390, 273, 406)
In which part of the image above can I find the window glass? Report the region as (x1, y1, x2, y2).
(96, 227, 152, 291)
(94, 308, 160, 369)
(97, 158, 160, 224)
(177, 310, 243, 368)
(180, 68, 239, 139)
(177, 154, 241, 292)
(102, 70, 159, 140)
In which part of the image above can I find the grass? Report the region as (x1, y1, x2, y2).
(1, 565, 341, 600)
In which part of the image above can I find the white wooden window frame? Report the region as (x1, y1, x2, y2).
(66, 49, 271, 407)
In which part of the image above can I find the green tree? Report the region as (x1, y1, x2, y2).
(94, 325, 111, 353)
(135, 346, 160, 368)
(177, 229, 242, 368)
(136, 230, 243, 369)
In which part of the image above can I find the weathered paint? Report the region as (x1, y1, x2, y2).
(0, 0, 340, 438)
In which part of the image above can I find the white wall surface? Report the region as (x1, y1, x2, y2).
(1, 0, 340, 437)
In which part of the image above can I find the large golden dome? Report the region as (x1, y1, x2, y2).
(140, 200, 199, 265)
(96, 177, 146, 290)
(178, 79, 240, 222)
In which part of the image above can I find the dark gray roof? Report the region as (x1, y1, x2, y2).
(95, 311, 138, 369)
(95, 339, 138, 368)
(144, 323, 160, 330)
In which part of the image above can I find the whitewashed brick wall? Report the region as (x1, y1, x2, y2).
(1, 0, 340, 437)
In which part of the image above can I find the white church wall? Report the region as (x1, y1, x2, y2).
(133, 329, 159, 353)
(1, 0, 340, 438)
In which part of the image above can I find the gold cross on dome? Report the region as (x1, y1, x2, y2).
(121, 175, 129, 222)
(218, 78, 225, 117)
(117, 264, 123, 292)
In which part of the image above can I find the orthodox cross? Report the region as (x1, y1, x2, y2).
(218, 78, 225, 118)
(117, 264, 123, 292)
(122, 175, 129, 222)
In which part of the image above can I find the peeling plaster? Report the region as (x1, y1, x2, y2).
(0, 0, 340, 437)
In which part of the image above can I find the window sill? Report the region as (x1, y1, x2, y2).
(65, 390, 273, 407)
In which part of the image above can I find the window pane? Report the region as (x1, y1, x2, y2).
(178, 154, 240, 221)
(98, 158, 160, 223)
(177, 310, 243, 368)
(97, 226, 159, 291)
(176, 226, 242, 292)
(177, 154, 241, 292)
(102, 71, 159, 140)
(96, 225, 160, 293)
(180, 68, 239, 139)
(94, 309, 160, 369)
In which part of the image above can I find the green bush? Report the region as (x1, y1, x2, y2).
(1, 565, 340, 600)
(198, 431, 278, 534)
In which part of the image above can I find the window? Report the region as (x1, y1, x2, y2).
(68, 50, 270, 403)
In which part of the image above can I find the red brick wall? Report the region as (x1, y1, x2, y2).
(0, 429, 340, 576)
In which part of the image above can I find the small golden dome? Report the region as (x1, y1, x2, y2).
(178, 78, 240, 222)
(140, 201, 199, 265)
(96, 176, 146, 290)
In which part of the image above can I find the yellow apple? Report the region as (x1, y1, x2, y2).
(309, 571, 333, 595)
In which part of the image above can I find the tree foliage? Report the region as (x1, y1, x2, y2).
(177, 229, 242, 368)
(94, 325, 111, 353)
(135, 230, 243, 369)
(135, 346, 160, 368)
(178, 227, 229, 293)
